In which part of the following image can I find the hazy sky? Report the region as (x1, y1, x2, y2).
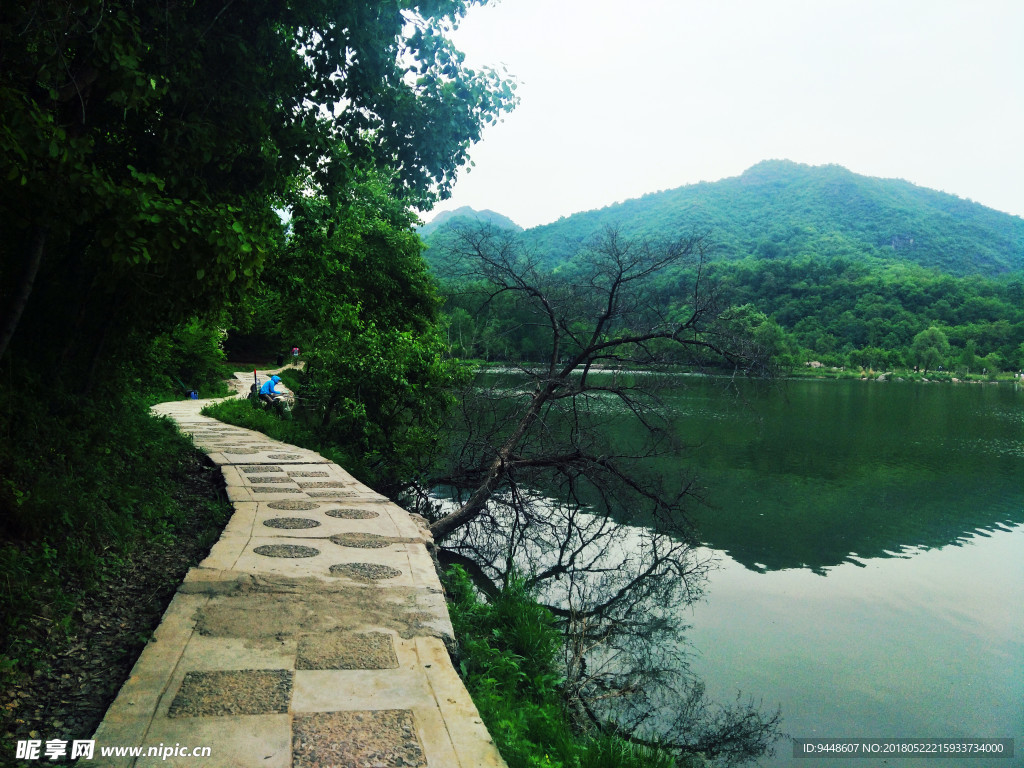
(425, 0, 1024, 229)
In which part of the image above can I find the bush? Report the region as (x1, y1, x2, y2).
(132, 317, 232, 402)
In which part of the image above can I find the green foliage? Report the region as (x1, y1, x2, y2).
(489, 160, 1023, 277)
(711, 256, 1022, 368)
(436, 249, 1022, 373)
(580, 733, 684, 768)
(714, 304, 796, 374)
(424, 162, 1023, 373)
(234, 171, 462, 490)
(0, 392, 230, 675)
(445, 566, 692, 768)
(2, 0, 516, 392)
(910, 326, 951, 372)
(132, 318, 233, 402)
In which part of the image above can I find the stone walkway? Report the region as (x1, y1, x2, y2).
(83, 379, 505, 767)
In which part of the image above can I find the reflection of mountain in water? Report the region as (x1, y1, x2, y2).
(689, 466, 1022, 574)
(600, 378, 1023, 573)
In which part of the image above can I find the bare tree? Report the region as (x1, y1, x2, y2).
(427, 223, 740, 542)
(417, 222, 781, 764)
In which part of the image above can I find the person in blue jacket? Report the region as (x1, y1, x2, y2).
(259, 375, 284, 406)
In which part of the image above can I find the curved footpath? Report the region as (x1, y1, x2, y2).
(83, 375, 505, 767)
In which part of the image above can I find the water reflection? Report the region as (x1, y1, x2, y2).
(685, 524, 1024, 768)
(658, 379, 1024, 573)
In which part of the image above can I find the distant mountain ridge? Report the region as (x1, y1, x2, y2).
(427, 161, 1024, 278)
(418, 206, 522, 238)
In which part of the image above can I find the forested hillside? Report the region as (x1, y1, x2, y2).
(519, 160, 1024, 276)
(424, 161, 1024, 372)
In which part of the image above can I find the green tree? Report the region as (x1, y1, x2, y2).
(910, 327, 950, 373)
(723, 305, 797, 373)
(0, 0, 516, 379)
(445, 307, 477, 358)
(252, 170, 457, 490)
(979, 352, 1003, 379)
(957, 339, 977, 376)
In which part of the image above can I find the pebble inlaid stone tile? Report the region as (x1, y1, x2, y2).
(243, 466, 284, 473)
(306, 490, 360, 498)
(168, 670, 292, 717)
(263, 517, 322, 530)
(254, 544, 321, 558)
(247, 476, 293, 483)
(292, 710, 425, 768)
(324, 508, 379, 519)
(329, 533, 393, 549)
(252, 486, 302, 493)
(268, 500, 320, 510)
(287, 471, 330, 477)
(268, 453, 303, 459)
(296, 481, 348, 488)
(296, 631, 398, 670)
(329, 563, 402, 581)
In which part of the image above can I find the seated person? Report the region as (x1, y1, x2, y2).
(258, 375, 285, 405)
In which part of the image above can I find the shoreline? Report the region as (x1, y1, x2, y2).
(466, 361, 1020, 386)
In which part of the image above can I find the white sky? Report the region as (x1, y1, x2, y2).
(426, 0, 1024, 229)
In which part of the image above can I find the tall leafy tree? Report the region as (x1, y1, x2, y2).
(251, 169, 458, 489)
(910, 326, 950, 372)
(0, 0, 516, 378)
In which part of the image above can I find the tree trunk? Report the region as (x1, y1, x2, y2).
(429, 380, 554, 541)
(0, 226, 47, 362)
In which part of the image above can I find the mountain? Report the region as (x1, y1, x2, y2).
(517, 160, 1024, 277)
(425, 162, 1024, 370)
(418, 206, 522, 239)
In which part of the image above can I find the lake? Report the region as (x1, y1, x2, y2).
(452, 373, 1023, 765)
(664, 377, 1023, 766)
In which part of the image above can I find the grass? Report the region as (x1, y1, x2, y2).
(199, 397, 349, 467)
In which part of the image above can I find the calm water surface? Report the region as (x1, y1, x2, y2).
(665, 378, 1023, 767)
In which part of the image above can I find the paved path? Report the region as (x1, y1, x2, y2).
(84, 382, 505, 767)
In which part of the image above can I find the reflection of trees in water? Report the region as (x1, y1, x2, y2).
(432, 489, 781, 764)
(415, 222, 782, 763)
